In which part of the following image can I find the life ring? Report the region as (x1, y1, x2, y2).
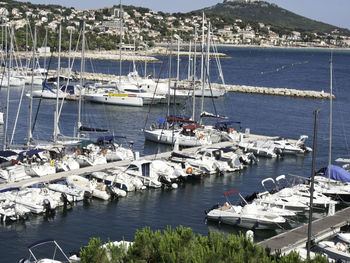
(199, 134, 204, 139)
(76, 149, 82, 155)
(229, 128, 233, 133)
(103, 149, 107, 155)
(186, 167, 193, 174)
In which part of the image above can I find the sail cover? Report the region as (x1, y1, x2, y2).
(321, 165, 350, 182)
(79, 126, 108, 132)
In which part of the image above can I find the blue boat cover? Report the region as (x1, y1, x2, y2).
(0, 150, 18, 157)
(321, 165, 350, 182)
(156, 118, 167, 124)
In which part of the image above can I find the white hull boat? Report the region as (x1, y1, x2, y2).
(144, 128, 211, 147)
(317, 241, 350, 262)
(24, 163, 56, 177)
(67, 175, 124, 200)
(91, 171, 145, 192)
(205, 190, 286, 230)
(85, 93, 143, 107)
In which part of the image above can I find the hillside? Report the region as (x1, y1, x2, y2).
(191, 1, 349, 35)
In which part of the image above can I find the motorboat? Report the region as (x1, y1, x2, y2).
(275, 175, 338, 207)
(195, 147, 244, 172)
(205, 190, 286, 230)
(84, 87, 143, 107)
(47, 183, 91, 202)
(314, 165, 350, 202)
(91, 170, 145, 192)
(67, 175, 124, 200)
(20, 239, 77, 263)
(271, 135, 312, 155)
(238, 139, 279, 158)
(337, 233, 350, 244)
(317, 240, 350, 262)
(113, 160, 163, 188)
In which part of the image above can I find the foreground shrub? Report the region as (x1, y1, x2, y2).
(80, 226, 328, 263)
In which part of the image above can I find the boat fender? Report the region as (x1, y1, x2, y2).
(218, 216, 222, 224)
(237, 217, 241, 224)
(186, 167, 193, 174)
(11, 159, 19, 165)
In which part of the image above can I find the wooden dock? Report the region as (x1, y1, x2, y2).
(258, 207, 350, 254)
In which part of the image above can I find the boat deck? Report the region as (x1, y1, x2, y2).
(258, 207, 350, 254)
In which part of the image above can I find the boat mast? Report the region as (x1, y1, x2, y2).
(27, 26, 36, 146)
(25, 13, 28, 69)
(200, 12, 205, 82)
(176, 39, 180, 82)
(119, 0, 123, 84)
(187, 40, 191, 80)
(192, 26, 197, 121)
(3, 24, 11, 150)
(68, 28, 73, 70)
(167, 36, 173, 121)
(200, 21, 210, 125)
(328, 53, 333, 183)
(53, 24, 62, 143)
(43, 27, 48, 70)
(78, 20, 86, 140)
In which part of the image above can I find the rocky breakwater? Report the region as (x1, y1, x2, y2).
(213, 84, 334, 99)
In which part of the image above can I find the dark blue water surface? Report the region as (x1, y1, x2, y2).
(1, 47, 350, 261)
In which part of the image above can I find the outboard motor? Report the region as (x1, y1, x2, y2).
(274, 148, 283, 156)
(213, 150, 221, 160)
(61, 193, 72, 207)
(83, 191, 92, 201)
(43, 199, 55, 217)
(43, 199, 51, 212)
(248, 153, 257, 164)
(106, 185, 117, 199)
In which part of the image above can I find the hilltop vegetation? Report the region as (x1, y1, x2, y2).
(194, 1, 349, 35)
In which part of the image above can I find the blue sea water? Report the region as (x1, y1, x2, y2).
(0, 47, 350, 261)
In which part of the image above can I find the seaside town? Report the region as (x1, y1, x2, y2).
(1, 0, 350, 262)
(0, 0, 349, 54)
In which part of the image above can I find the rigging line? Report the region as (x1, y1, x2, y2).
(142, 44, 169, 131)
(203, 62, 218, 121)
(332, 62, 350, 158)
(57, 29, 82, 121)
(31, 34, 58, 135)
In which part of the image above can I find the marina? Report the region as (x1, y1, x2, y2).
(1, 45, 350, 261)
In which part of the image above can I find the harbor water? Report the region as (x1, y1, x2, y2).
(0, 47, 350, 261)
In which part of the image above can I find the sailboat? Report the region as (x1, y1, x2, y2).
(144, 19, 220, 147)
